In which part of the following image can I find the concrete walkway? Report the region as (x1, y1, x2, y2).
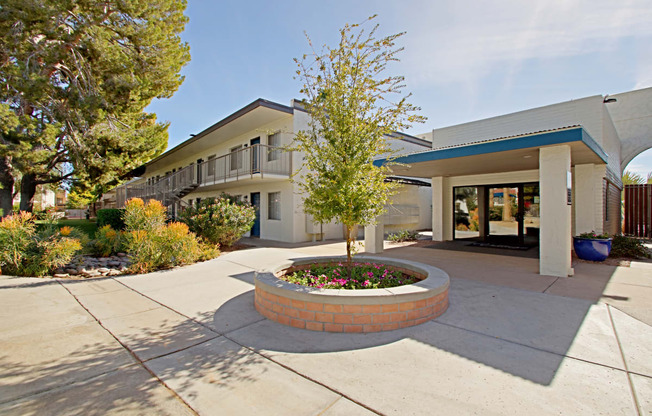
(1, 243, 651, 415)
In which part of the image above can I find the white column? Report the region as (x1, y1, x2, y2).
(364, 218, 384, 254)
(574, 163, 596, 235)
(432, 177, 444, 241)
(539, 145, 573, 277)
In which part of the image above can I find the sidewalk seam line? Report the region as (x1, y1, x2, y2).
(432, 319, 632, 374)
(542, 277, 559, 294)
(0, 362, 139, 406)
(607, 304, 642, 416)
(57, 280, 201, 416)
(113, 278, 385, 416)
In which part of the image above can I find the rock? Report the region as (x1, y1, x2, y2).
(117, 253, 127, 257)
(120, 266, 129, 272)
(54, 273, 69, 278)
(108, 269, 121, 276)
(107, 261, 121, 267)
(65, 268, 78, 275)
(97, 267, 110, 273)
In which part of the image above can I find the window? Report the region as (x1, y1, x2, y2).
(207, 155, 216, 176)
(230, 145, 243, 170)
(267, 132, 281, 161)
(268, 192, 281, 220)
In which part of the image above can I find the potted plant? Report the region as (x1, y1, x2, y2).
(573, 231, 612, 261)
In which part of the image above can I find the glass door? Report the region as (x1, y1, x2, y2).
(522, 183, 540, 245)
(488, 186, 520, 240)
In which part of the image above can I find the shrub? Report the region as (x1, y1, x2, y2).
(96, 208, 126, 230)
(388, 229, 420, 243)
(123, 199, 166, 232)
(179, 195, 255, 247)
(122, 198, 219, 273)
(610, 235, 651, 259)
(91, 225, 123, 257)
(0, 212, 82, 276)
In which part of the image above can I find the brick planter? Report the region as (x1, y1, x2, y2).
(254, 256, 449, 333)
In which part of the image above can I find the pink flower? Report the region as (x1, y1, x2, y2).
(363, 280, 371, 286)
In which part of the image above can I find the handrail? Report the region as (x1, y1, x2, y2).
(116, 144, 291, 207)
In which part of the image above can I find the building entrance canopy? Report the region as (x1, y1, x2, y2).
(375, 126, 607, 178)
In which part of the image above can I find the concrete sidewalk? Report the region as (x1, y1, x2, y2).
(0, 244, 650, 415)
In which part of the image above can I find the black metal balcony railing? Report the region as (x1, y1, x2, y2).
(115, 144, 291, 207)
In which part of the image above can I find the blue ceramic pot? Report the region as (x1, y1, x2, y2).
(573, 237, 612, 261)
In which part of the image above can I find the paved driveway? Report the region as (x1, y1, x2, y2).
(1, 245, 650, 415)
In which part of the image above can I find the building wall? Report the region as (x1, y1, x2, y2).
(603, 179, 622, 235)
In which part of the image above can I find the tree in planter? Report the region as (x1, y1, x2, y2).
(293, 16, 425, 270)
(0, 0, 190, 216)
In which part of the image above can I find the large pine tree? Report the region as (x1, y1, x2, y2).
(0, 0, 191, 215)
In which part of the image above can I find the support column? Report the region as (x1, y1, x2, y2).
(574, 163, 597, 235)
(432, 177, 444, 241)
(364, 218, 384, 254)
(539, 145, 573, 277)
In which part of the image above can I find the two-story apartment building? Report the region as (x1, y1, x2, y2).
(114, 98, 432, 243)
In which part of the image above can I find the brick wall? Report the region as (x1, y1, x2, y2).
(254, 286, 449, 333)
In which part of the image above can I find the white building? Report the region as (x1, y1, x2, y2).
(375, 87, 652, 277)
(114, 99, 432, 242)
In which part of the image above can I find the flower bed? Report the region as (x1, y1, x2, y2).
(254, 256, 449, 333)
(280, 261, 420, 289)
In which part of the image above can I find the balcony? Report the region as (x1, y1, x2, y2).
(115, 144, 292, 208)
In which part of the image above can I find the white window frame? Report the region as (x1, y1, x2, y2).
(267, 132, 281, 162)
(230, 145, 243, 171)
(268, 191, 281, 220)
(207, 154, 216, 177)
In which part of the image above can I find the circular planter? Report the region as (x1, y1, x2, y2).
(573, 237, 612, 261)
(254, 256, 450, 333)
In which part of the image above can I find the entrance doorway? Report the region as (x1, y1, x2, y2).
(250, 192, 261, 237)
(454, 183, 540, 246)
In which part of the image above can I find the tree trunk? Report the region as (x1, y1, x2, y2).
(345, 224, 354, 277)
(19, 173, 37, 212)
(0, 156, 15, 218)
(502, 187, 512, 221)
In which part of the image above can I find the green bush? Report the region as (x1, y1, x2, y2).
(122, 198, 219, 273)
(610, 235, 651, 259)
(0, 212, 82, 276)
(387, 229, 420, 243)
(96, 208, 125, 230)
(179, 195, 255, 247)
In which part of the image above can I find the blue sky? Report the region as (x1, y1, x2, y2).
(146, 0, 652, 177)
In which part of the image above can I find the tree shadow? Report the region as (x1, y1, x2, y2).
(0, 283, 266, 415)
(215, 268, 611, 387)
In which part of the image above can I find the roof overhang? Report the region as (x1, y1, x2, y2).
(374, 126, 608, 178)
(146, 99, 294, 172)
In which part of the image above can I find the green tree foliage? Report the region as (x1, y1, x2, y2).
(293, 16, 425, 269)
(0, 0, 191, 215)
(622, 170, 652, 185)
(66, 188, 94, 209)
